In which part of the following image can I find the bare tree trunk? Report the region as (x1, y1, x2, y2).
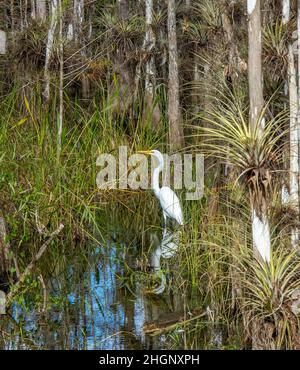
(57, 0, 63, 161)
(288, 44, 299, 248)
(281, 0, 291, 205)
(157, 0, 168, 82)
(117, 0, 128, 20)
(74, 0, 84, 43)
(247, 0, 270, 263)
(291, 0, 300, 247)
(24, 0, 28, 27)
(87, 3, 94, 40)
(185, 0, 200, 114)
(0, 30, 6, 55)
(74, 0, 90, 99)
(31, 0, 36, 20)
(221, 0, 245, 177)
(20, 0, 24, 31)
(168, 0, 184, 151)
(297, 0, 300, 142)
(221, 0, 243, 88)
(282, 0, 290, 24)
(251, 204, 271, 263)
(36, 0, 47, 21)
(10, 0, 15, 43)
(248, 0, 264, 136)
(44, 0, 58, 102)
(143, 0, 161, 129)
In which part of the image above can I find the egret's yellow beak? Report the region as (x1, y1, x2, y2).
(137, 150, 153, 155)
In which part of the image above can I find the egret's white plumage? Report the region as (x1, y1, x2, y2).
(138, 149, 184, 227)
(159, 187, 184, 226)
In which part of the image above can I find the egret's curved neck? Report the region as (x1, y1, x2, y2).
(152, 158, 163, 196)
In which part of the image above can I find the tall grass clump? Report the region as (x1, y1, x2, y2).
(0, 86, 167, 282)
(184, 84, 300, 348)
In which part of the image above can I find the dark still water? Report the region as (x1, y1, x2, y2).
(0, 231, 237, 350)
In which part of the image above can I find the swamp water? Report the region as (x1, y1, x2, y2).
(0, 226, 238, 350)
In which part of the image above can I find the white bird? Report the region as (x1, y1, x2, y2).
(138, 150, 184, 228)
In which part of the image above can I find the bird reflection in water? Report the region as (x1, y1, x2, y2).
(148, 229, 181, 295)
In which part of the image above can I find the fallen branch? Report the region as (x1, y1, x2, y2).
(5, 223, 64, 307)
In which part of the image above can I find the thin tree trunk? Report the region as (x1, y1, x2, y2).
(143, 0, 161, 129)
(297, 0, 300, 137)
(117, 0, 128, 21)
(248, 0, 264, 136)
(74, 0, 84, 43)
(145, 0, 156, 100)
(186, 0, 200, 113)
(248, 0, 270, 263)
(157, 0, 167, 82)
(282, 0, 290, 24)
(221, 0, 244, 177)
(36, 0, 47, 21)
(221, 0, 243, 88)
(293, 0, 300, 247)
(74, 0, 90, 99)
(44, 0, 58, 102)
(24, 0, 28, 27)
(67, 23, 73, 40)
(288, 44, 299, 248)
(57, 0, 64, 161)
(281, 0, 291, 205)
(87, 3, 94, 40)
(168, 0, 184, 151)
(251, 205, 271, 263)
(0, 30, 6, 55)
(31, 0, 36, 20)
(10, 0, 15, 43)
(20, 0, 24, 31)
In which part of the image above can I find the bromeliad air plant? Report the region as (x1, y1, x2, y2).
(197, 94, 288, 263)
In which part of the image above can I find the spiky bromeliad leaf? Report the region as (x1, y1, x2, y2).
(193, 0, 222, 30)
(263, 18, 291, 81)
(240, 248, 300, 348)
(195, 95, 288, 209)
(223, 237, 300, 348)
(99, 10, 145, 52)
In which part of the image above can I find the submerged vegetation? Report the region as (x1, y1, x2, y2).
(1, 0, 300, 350)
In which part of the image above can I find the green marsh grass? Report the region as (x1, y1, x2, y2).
(1, 85, 300, 349)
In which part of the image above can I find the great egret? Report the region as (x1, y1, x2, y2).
(138, 150, 184, 228)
